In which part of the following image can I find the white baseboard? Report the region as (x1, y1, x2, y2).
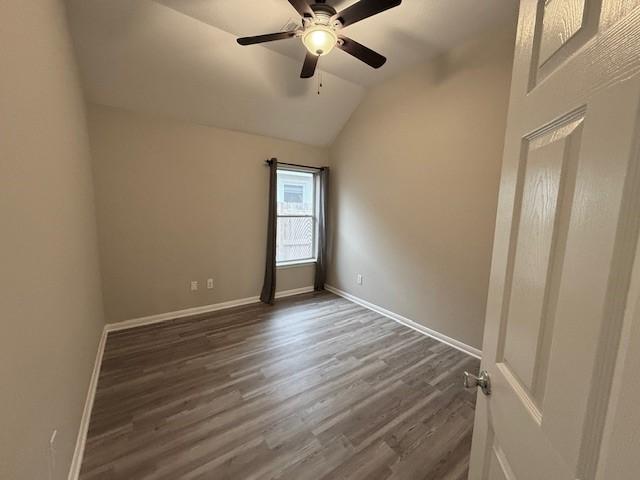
(325, 285, 482, 359)
(68, 327, 108, 480)
(68, 285, 315, 478)
(106, 296, 260, 333)
(106, 286, 315, 333)
(275, 285, 316, 299)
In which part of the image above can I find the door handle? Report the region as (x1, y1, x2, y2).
(463, 370, 491, 395)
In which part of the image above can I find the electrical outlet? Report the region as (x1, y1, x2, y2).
(207, 278, 214, 289)
(357, 274, 363, 285)
(190, 280, 199, 292)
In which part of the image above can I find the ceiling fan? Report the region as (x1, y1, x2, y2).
(237, 0, 402, 78)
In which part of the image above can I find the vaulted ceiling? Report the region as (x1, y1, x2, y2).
(66, 0, 517, 146)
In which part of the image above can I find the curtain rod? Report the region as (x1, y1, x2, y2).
(265, 158, 326, 171)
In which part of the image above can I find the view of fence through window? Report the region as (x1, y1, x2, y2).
(276, 169, 315, 263)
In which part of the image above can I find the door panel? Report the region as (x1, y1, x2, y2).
(469, 1, 640, 479)
(538, 0, 586, 64)
(532, 0, 601, 86)
(501, 115, 582, 404)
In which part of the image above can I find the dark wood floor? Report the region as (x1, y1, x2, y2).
(80, 292, 479, 480)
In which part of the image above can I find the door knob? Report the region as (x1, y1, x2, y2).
(463, 370, 491, 395)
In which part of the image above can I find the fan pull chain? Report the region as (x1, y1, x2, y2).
(317, 72, 323, 95)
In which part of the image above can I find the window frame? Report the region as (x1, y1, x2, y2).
(275, 165, 318, 267)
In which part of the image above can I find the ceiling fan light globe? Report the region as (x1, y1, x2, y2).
(302, 26, 337, 56)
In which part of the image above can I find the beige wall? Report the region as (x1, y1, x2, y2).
(327, 27, 515, 350)
(0, 2, 105, 479)
(88, 104, 328, 323)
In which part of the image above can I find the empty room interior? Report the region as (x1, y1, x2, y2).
(3, 0, 640, 479)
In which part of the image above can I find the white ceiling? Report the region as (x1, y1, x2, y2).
(66, 0, 517, 146)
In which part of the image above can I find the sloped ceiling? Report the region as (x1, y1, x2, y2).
(66, 0, 517, 146)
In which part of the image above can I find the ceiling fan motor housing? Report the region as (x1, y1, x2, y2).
(310, 3, 337, 18)
(309, 3, 341, 28)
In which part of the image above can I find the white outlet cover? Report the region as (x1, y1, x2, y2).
(207, 278, 214, 289)
(357, 274, 363, 285)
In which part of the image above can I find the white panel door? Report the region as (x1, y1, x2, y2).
(468, 1, 640, 479)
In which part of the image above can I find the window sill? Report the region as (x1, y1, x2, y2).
(277, 259, 317, 269)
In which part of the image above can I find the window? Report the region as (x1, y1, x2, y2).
(277, 168, 317, 265)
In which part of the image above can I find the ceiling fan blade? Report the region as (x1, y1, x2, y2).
(237, 31, 297, 46)
(337, 36, 386, 68)
(287, 0, 314, 18)
(333, 0, 401, 28)
(300, 51, 319, 78)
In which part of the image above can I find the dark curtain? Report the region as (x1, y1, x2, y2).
(314, 167, 329, 291)
(260, 159, 277, 304)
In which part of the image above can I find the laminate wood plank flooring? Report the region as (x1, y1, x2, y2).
(80, 292, 480, 480)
